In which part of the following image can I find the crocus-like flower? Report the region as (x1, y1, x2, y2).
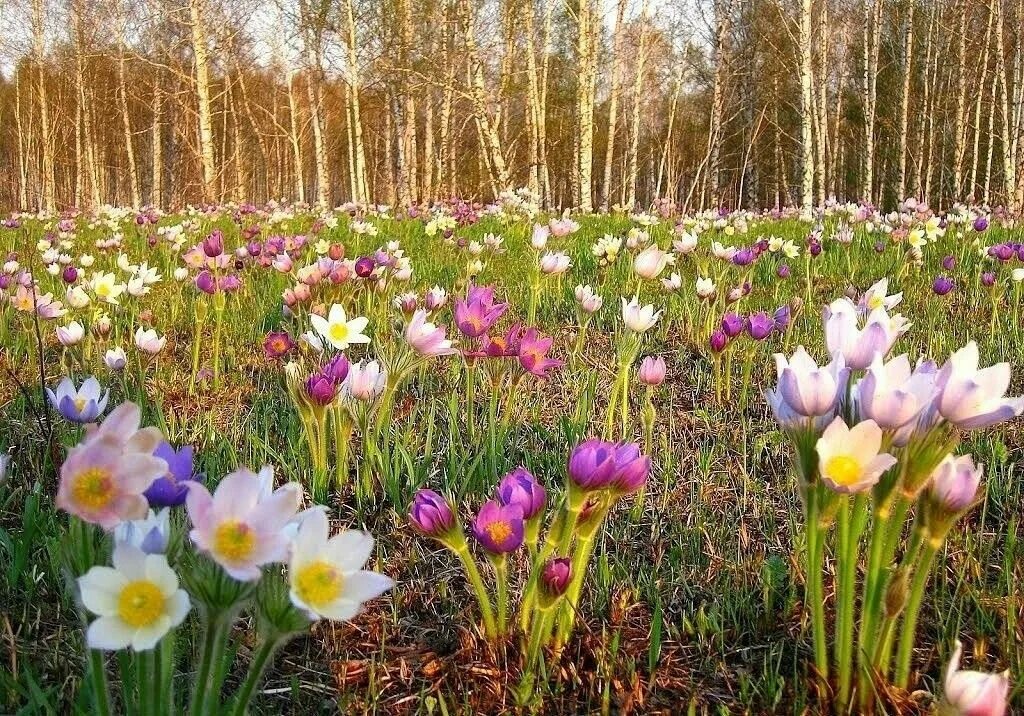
(263, 331, 296, 360)
(288, 509, 394, 621)
(424, 285, 448, 311)
(517, 328, 562, 377)
(104, 348, 127, 371)
(454, 285, 508, 338)
(56, 321, 85, 346)
(709, 330, 728, 353)
(621, 296, 661, 332)
(408, 489, 456, 538)
(746, 312, 774, 340)
(145, 442, 201, 508)
(942, 640, 1010, 716)
(609, 442, 650, 493)
(568, 439, 618, 490)
(934, 276, 955, 295)
(721, 312, 744, 338)
(638, 356, 667, 386)
(936, 342, 1024, 429)
(78, 542, 190, 651)
(929, 454, 983, 513)
(531, 224, 550, 250)
(857, 354, 938, 429)
(695, 277, 716, 298)
(185, 466, 302, 581)
(496, 468, 546, 520)
(405, 309, 457, 357)
(540, 251, 572, 275)
(541, 557, 571, 597)
(824, 298, 908, 369)
(472, 499, 525, 554)
(134, 327, 166, 355)
(773, 348, 847, 418)
(859, 278, 904, 312)
(575, 284, 603, 313)
(47, 376, 109, 423)
(633, 244, 671, 280)
(114, 508, 171, 554)
(310, 304, 371, 351)
(816, 417, 897, 493)
(305, 373, 338, 406)
(344, 360, 387, 401)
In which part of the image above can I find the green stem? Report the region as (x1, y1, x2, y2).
(492, 556, 510, 637)
(873, 531, 924, 679)
(87, 649, 113, 716)
(552, 527, 600, 654)
(189, 611, 232, 716)
(517, 608, 555, 704)
(806, 488, 829, 686)
(454, 543, 498, 640)
(836, 495, 867, 709)
(228, 636, 287, 716)
(894, 539, 941, 688)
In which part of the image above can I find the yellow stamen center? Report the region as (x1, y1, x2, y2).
(71, 467, 115, 510)
(293, 561, 344, 608)
(825, 455, 862, 487)
(96, 283, 110, 297)
(485, 521, 513, 546)
(213, 521, 256, 562)
(74, 397, 88, 413)
(117, 580, 165, 628)
(329, 323, 350, 343)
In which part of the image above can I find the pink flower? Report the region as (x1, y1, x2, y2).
(185, 466, 302, 581)
(56, 403, 168, 530)
(405, 309, 457, 357)
(943, 640, 1010, 716)
(517, 328, 562, 378)
(638, 356, 667, 386)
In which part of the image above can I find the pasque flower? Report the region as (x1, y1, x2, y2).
(263, 331, 296, 360)
(935, 341, 1024, 429)
(746, 312, 774, 340)
(620, 296, 661, 332)
(47, 376, 109, 423)
(721, 312, 744, 338)
(568, 439, 618, 489)
(114, 508, 171, 554)
(344, 360, 386, 401)
(144, 442, 201, 508)
(575, 284, 603, 313)
(78, 542, 190, 651)
(134, 327, 166, 355)
(104, 348, 127, 371)
(942, 640, 1009, 716)
(185, 466, 302, 581)
(815, 417, 897, 493)
(454, 285, 508, 338)
(857, 354, 938, 429)
(633, 244, 671, 280)
(541, 557, 571, 597)
(408, 489, 456, 538)
(772, 347, 848, 418)
(472, 499, 525, 554)
(517, 328, 562, 377)
(496, 468, 546, 520)
(310, 304, 371, 351)
(56, 321, 85, 346)
(288, 509, 394, 621)
(405, 309, 457, 357)
(928, 454, 983, 513)
(638, 356, 667, 386)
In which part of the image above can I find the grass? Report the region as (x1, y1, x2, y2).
(1, 207, 1021, 714)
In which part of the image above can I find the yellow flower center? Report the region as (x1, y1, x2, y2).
(71, 467, 115, 510)
(825, 455, 862, 487)
(485, 520, 513, 546)
(117, 580, 165, 628)
(329, 322, 350, 343)
(96, 282, 110, 297)
(74, 397, 88, 413)
(293, 561, 344, 608)
(213, 521, 256, 563)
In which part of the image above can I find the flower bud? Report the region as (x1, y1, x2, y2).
(408, 489, 456, 538)
(541, 557, 571, 597)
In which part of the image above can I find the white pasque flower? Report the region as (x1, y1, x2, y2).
(310, 304, 371, 351)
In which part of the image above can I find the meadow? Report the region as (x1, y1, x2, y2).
(0, 197, 1021, 715)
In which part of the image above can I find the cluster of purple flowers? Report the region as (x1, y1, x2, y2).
(711, 306, 791, 352)
(303, 354, 350, 406)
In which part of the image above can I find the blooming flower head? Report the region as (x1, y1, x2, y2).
(405, 309, 457, 357)
(517, 328, 562, 377)
(638, 356, 667, 386)
(408, 489, 456, 538)
(929, 454, 983, 514)
(134, 327, 167, 355)
(568, 439, 618, 490)
(47, 376, 109, 423)
(824, 298, 908, 369)
(344, 360, 387, 401)
(90, 272, 126, 305)
(114, 508, 171, 554)
(933, 276, 955, 296)
(531, 224, 550, 250)
(746, 312, 774, 340)
(721, 312, 744, 338)
(144, 442, 201, 508)
(772, 347, 848, 419)
(942, 640, 1010, 716)
(310, 304, 371, 351)
(575, 284, 603, 313)
(633, 244, 671, 280)
(859, 278, 903, 312)
(105, 348, 127, 371)
(263, 331, 296, 360)
(816, 417, 897, 493)
(56, 321, 85, 346)
(454, 285, 508, 338)
(78, 542, 190, 651)
(185, 466, 302, 581)
(936, 342, 1024, 429)
(472, 499, 525, 554)
(288, 509, 393, 621)
(540, 251, 572, 275)
(695, 277, 715, 298)
(620, 296, 661, 333)
(496, 468, 546, 520)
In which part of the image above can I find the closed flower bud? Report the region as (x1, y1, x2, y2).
(541, 557, 571, 597)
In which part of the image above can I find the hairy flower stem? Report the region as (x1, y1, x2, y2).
(491, 555, 510, 637)
(189, 609, 234, 716)
(836, 495, 868, 709)
(452, 542, 497, 640)
(517, 608, 555, 704)
(806, 488, 829, 690)
(893, 538, 941, 687)
(228, 635, 288, 716)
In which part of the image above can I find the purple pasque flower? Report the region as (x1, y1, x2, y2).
(354, 256, 375, 278)
(46, 377, 109, 423)
(202, 230, 224, 258)
(721, 312, 745, 338)
(809, 240, 822, 257)
(322, 353, 350, 385)
(472, 499, 525, 554)
(933, 276, 954, 296)
(517, 328, 562, 378)
(731, 248, 756, 266)
(773, 304, 791, 329)
(263, 330, 295, 360)
(305, 373, 337, 405)
(928, 454, 982, 513)
(874, 240, 886, 253)
(709, 329, 729, 353)
(62, 265, 78, 284)
(746, 312, 775, 340)
(981, 272, 996, 287)
(195, 270, 217, 294)
(541, 557, 571, 597)
(610, 442, 650, 493)
(777, 263, 791, 279)
(935, 341, 1024, 429)
(942, 255, 956, 271)
(144, 442, 202, 508)
(973, 216, 989, 232)
(496, 467, 546, 520)
(408, 489, 456, 537)
(568, 438, 619, 490)
(454, 284, 509, 338)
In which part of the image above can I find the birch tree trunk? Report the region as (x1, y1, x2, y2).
(189, 0, 217, 203)
(798, 0, 815, 208)
(117, 39, 141, 207)
(32, 0, 55, 211)
(152, 83, 163, 207)
(625, 0, 651, 208)
(344, 0, 369, 204)
(993, 0, 1017, 206)
(600, 0, 628, 210)
(862, 0, 883, 203)
(951, 0, 969, 196)
(897, 0, 915, 202)
(287, 70, 306, 203)
(814, 0, 828, 205)
(576, 0, 597, 211)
